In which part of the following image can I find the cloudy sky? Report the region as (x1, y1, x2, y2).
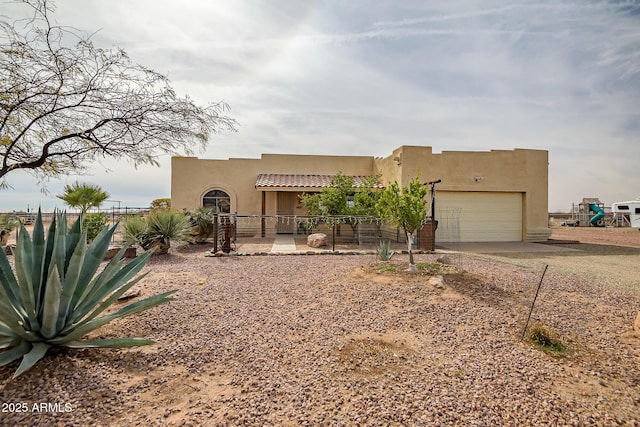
(1, 0, 639, 212)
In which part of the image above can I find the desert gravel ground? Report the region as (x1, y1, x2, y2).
(0, 227, 639, 426)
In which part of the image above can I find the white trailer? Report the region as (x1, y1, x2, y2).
(611, 200, 640, 229)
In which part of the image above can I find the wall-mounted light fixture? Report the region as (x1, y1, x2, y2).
(393, 154, 402, 166)
(474, 176, 483, 182)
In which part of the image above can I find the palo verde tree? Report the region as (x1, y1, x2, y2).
(0, 0, 236, 189)
(375, 177, 428, 272)
(56, 181, 109, 214)
(300, 172, 381, 240)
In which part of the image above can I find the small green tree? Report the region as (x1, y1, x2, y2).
(352, 175, 383, 216)
(300, 172, 381, 239)
(376, 177, 428, 272)
(150, 198, 171, 211)
(57, 182, 110, 214)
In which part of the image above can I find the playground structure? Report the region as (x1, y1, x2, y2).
(566, 197, 640, 229)
(611, 200, 640, 229)
(569, 198, 607, 227)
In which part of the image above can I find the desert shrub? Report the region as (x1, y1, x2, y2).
(121, 215, 148, 244)
(526, 322, 568, 355)
(0, 214, 19, 245)
(0, 210, 175, 378)
(184, 207, 214, 244)
(82, 212, 109, 241)
(122, 210, 190, 255)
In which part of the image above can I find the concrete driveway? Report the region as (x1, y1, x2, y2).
(437, 241, 580, 254)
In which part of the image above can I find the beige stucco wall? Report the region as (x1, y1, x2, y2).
(374, 146, 549, 240)
(171, 153, 377, 216)
(172, 145, 550, 241)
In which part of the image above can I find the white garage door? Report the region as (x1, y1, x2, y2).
(435, 192, 523, 242)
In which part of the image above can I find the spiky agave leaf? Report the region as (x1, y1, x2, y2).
(0, 210, 175, 378)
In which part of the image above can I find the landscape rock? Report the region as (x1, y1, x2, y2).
(104, 246, 137, 261)
(2, 226, 639, 426)
(307, 233, 327, 248)
(427, 275, 446, 289)
(117, 289, 141, 301)
(437, 255, 452, 264)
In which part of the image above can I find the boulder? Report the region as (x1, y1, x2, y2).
(307, 233, 327, 248)
(427, 275, 446, 289)
(104, 246, 137, 261)
(437, 255, 452, 265)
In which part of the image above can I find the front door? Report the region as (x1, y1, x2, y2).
(276, 192, 295, 234)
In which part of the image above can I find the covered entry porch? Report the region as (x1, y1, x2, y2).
(254, 173, 381, 236)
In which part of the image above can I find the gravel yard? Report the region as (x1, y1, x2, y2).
(1, 227, 639, 426)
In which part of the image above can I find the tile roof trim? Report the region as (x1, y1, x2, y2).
(255, 174, 384, 189)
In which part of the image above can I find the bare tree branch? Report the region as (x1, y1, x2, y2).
(0, 0, 237, 187)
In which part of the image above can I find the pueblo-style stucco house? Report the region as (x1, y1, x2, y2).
(171, 145, 550, 242)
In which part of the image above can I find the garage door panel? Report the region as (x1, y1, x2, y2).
(435, 192, 522, 242)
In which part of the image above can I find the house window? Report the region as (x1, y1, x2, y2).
(203, 190, 231, 213)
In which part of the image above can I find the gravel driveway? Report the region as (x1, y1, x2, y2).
(1, 230, 639, 426)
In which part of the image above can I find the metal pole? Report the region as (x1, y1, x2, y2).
(332, 219, 336, 252)
(521, 264, 549, 341)
(213, 214, 219, 253)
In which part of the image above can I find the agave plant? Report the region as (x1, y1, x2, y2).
(377, 239, 395, 261)
(0, 211, 175, 378)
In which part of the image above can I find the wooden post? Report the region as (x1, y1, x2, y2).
(424, 179, 442, 251)
(261, 191, 266, 237)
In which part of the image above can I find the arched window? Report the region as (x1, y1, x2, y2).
(203, 190, 231, 213)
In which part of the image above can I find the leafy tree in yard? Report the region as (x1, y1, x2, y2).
(0, 0, 236, 189)
(375, 177, 428, 272)
(150, 198, 171, 211)
(300, 172, 381, 240)
(56, 182, 109, 214)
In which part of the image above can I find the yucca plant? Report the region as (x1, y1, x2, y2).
(184, 207, 215, 244)
(121, 214, 150, 247)
(0, 210, 176, 378)
(377, 239, 395, 261)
